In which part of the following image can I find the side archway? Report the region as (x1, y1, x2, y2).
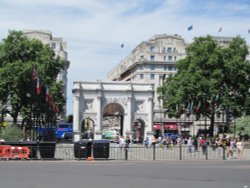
(81, 118, 94, 139)
(133, 119, 145, 144)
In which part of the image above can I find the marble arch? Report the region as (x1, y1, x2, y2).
(72, 81, 155, 141)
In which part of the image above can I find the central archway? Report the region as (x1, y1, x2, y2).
(102, 103, 124, 140)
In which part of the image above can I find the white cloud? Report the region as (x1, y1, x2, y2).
(1, 0, 250, 114)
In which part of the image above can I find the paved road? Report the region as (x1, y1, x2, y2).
(0, 160, 249, 188)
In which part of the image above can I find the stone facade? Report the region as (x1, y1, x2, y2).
(72, 81, 154, 141)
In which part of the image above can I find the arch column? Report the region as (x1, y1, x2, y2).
(146, 97, 154, 139)
(124, 97, 132, 136)
(94, 95, 102, 140)
(73, 91, 81, 141)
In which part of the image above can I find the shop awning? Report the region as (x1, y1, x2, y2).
(153, 124, 161, 130)
(164, 124, 177, 130)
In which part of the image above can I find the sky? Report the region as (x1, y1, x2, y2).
(1, 0, 250, 115)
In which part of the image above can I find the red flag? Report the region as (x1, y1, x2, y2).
(32, 68, 37, 80)
(36, 77, 42, 94)
(45, 85, 50, 102)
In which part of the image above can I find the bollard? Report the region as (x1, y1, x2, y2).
(205, 146, 208, 160)
(179, 143, 182, 160)
(153, 144, 156, 161)
(125, 148, 128, 160)
(223, 146, 226, 160)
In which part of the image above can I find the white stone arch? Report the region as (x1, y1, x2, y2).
(72, 81, 154, 141)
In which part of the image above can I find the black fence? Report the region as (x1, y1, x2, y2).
(53, 143, 229, 161)
(2, 142, 248, 161)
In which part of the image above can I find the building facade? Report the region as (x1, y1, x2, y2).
(23, 30, 70, 117)
(107, 34, 190, 136)
(106, 34, 250, 137)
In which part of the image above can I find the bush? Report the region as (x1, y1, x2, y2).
(0, 124, 23, 141)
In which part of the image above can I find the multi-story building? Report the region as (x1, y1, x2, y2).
(23, 30, 70, 118)
(107, 34, 250, 137)
(107, 34, 188, 136)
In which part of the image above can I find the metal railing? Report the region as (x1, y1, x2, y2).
(2, 143, 249, 161)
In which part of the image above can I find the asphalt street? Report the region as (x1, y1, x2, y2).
(0, 160, 249, 188)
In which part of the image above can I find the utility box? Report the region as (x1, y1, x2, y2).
(74, 140, 92, 159)
(93, 140, 110, 159)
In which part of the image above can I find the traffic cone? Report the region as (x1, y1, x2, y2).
(86, 156, 93, 161)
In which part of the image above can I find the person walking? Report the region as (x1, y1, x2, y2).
(151, 136, 156, 147)
(119, 136, 126, 150)
(144, 137, 149, 149)
(199, 137, 207, 155)
(236, 139, 244, 159)
(187, 137, 194, 155)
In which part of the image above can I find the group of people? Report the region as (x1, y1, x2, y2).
(116, 136, 131, 150)
(143, 135, 245, 159)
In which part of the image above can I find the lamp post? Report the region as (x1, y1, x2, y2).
(26, 93, 32, 141)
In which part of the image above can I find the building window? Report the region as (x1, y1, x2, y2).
(168, 66, 173, 71)
(167, 47, 172, 53)
(150, 74, 155, 80)
(140, 55, 144, 59)
(174, 56, 177, 62)
(168, 56, 172, 62)
(140, 74, 144, 79)
(162, 47, 166, 53)
(150, 55, 155, 61)
(164, 66, 167, 70)
(163, 56, 166, 61)
(140, 65, 144, 70)
(150, 46, 155, 52)
(173, 48, 176, 53)
(51, 42, 56, 49)
(150, 65, 155, 70)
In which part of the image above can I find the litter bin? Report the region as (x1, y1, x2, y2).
(74, 139, 92, 159)
(38, 141, 56, 159)
(93, 140, 110, 159)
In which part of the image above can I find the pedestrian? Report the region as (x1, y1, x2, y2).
(226, 138, 234, 159)
(144, 137, 149, 148)
(211, 138, 216, 151)
(151, 137, 156, 147)
(199, 137, 207, 155)
(158, 136, 162, 147)
(187, 137, 194, 155)
(125, 136, 131, 149)
(119, 136, 126, 150)
(236, 139, 244, 159)
(193, 137, 198, 152)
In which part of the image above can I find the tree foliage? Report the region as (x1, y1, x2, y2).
(0, 124, 23, 141)
(235, 116, 250, 138)
(0, 30, 65, 127)
(158, 35, 250, 136)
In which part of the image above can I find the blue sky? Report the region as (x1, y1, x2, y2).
(1, 0, 250, 115)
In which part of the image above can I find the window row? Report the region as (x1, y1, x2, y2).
(150, 46, 177, 54)
(140, 65, 177, 71)
(139, 73, 174, 80)
(140, 55, 177, 62)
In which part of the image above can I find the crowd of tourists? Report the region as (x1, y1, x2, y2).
(146, 135, 245, 159)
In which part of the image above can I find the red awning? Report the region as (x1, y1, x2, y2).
(164, 124, 177, 130)
(153, 124, 161, 130)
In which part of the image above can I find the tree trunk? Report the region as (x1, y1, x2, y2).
(209, 113, 215, 137)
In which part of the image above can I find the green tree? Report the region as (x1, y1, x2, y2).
(235, 116, 250, 139)
(158, 35, 250, 137)
(0, 124, 23, 141)
(0, 30, 65, 130)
